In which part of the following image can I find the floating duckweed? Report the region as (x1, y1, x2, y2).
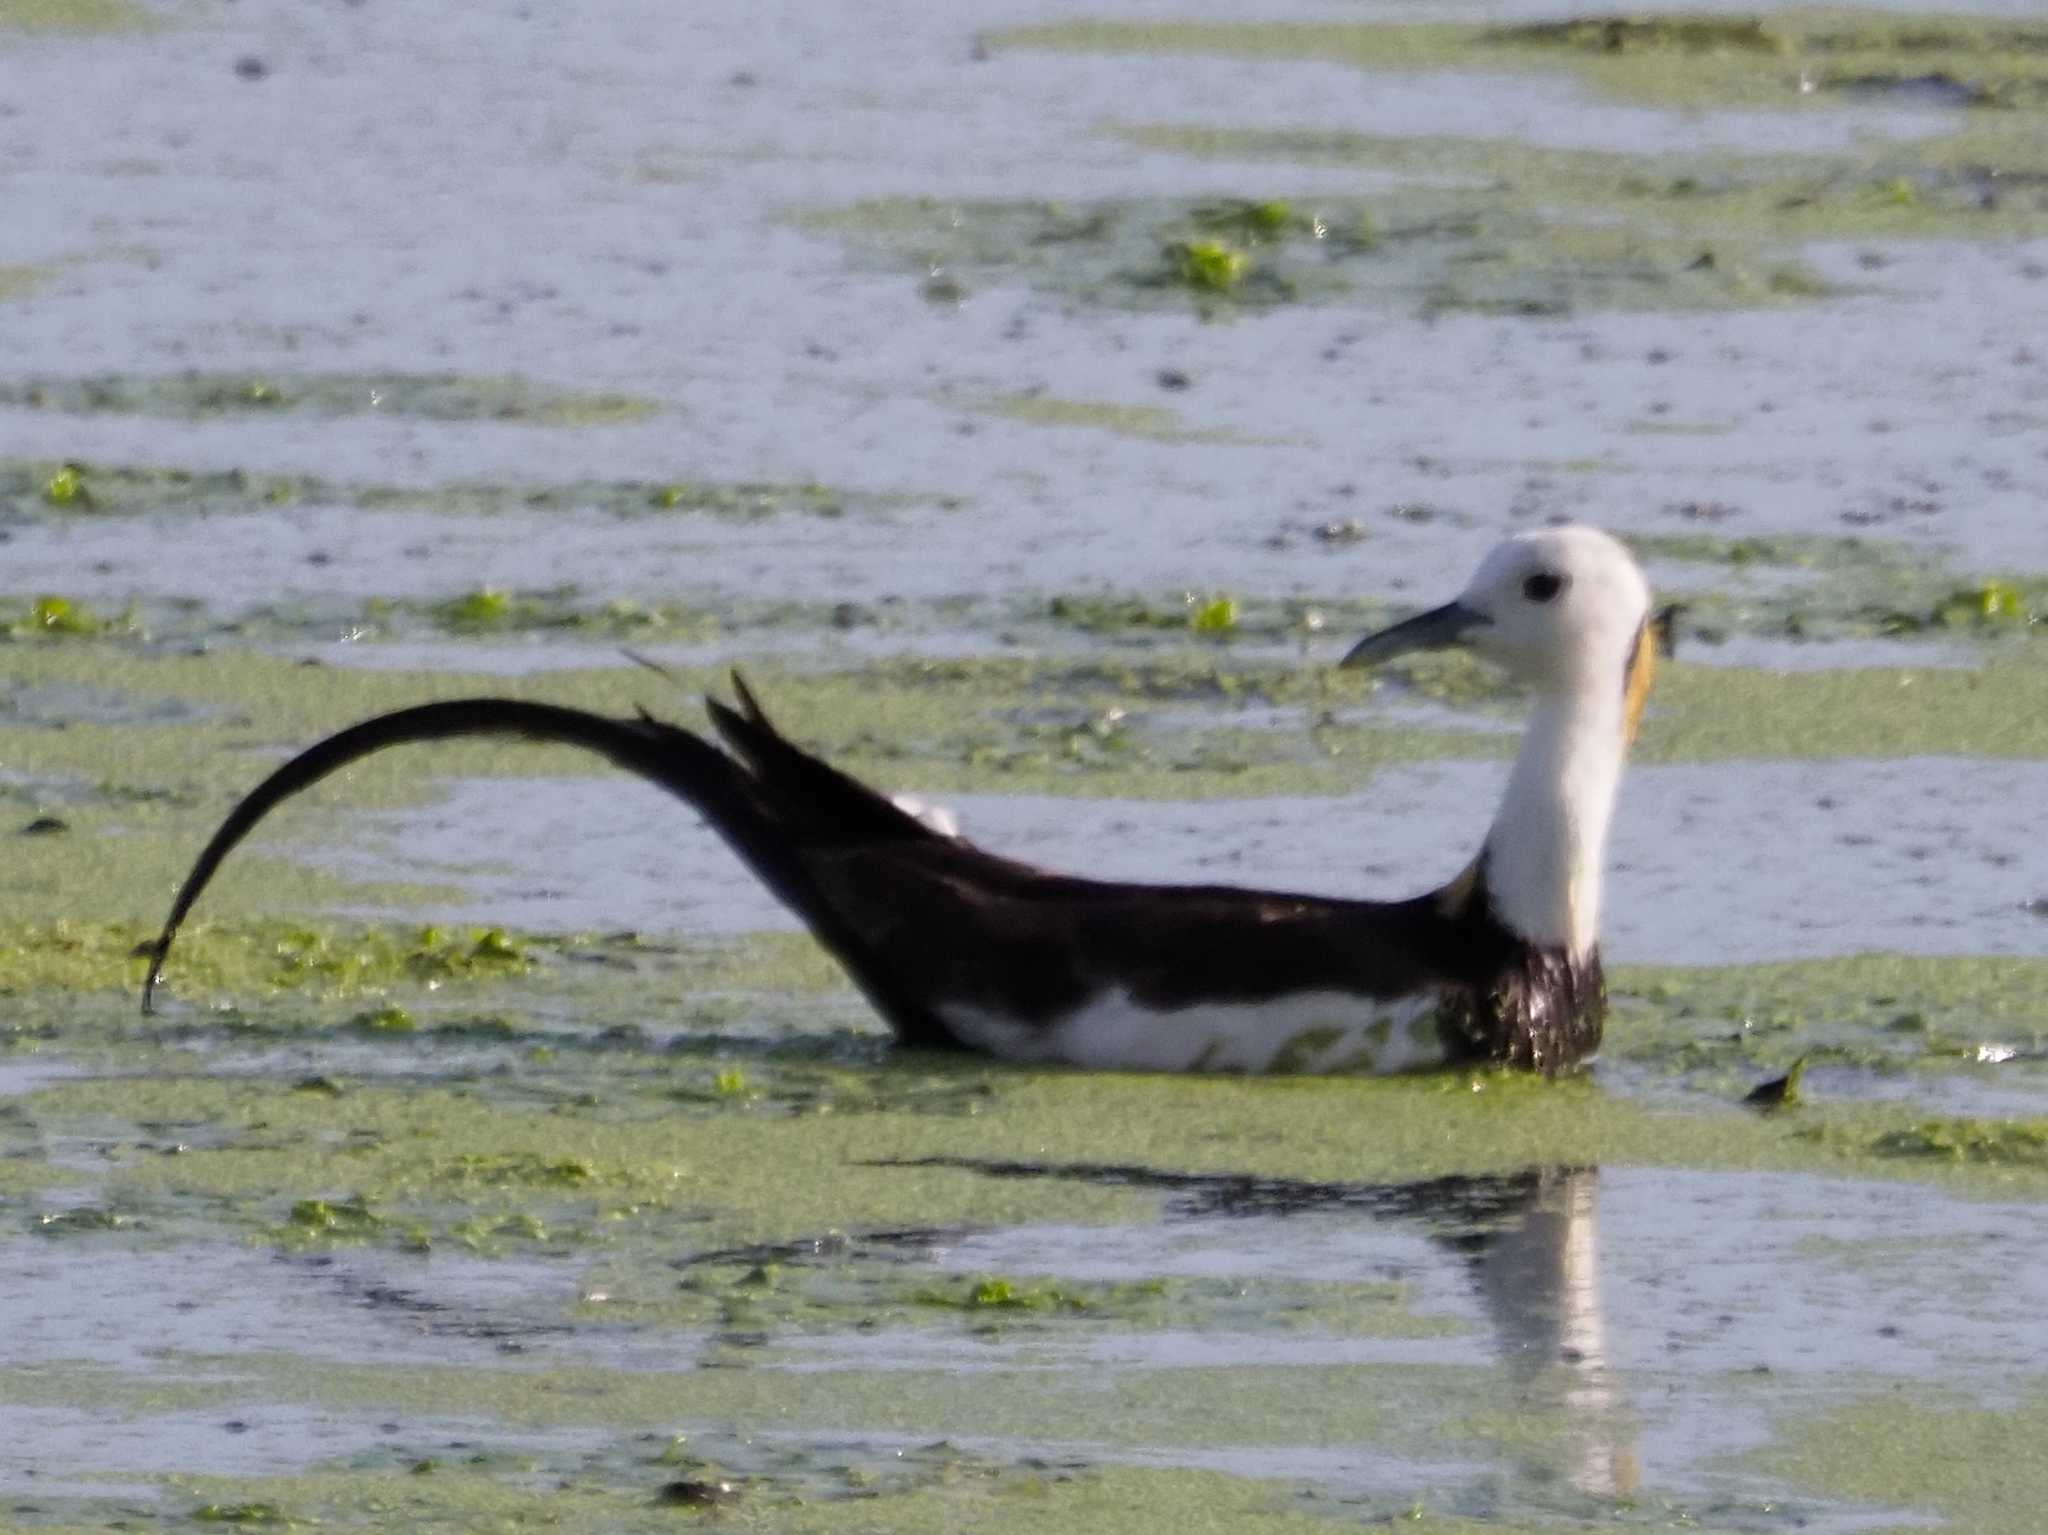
(714, 1067, 749, 1096)
(1940, 580, 2029, 626)
(34, 1205, 131, 1236)
(438, 1153, 596, 1187)
(470, 928, 524, 964)
(1192, 198, 1294, 241)
(0, 371, 658, 425)
(938, 1276, 1083, 1311)
(434, 588, 514, 631)
(1488, 16, 1785, 55)
(1868, 1119, 2048, 1165)
(42, 464, 84, 505)
(350, 1004, 415, 1033)
(4, 594, 119, 638)
(1189, 594, 1241, 634)
(1171, 239, 1249, 292)
(191, 1504, 291, 1528)
(288, 1196, 380, 1233)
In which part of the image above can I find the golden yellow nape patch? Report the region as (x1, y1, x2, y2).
(1622, 618, 1657, 744)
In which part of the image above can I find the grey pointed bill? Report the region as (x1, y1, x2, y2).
(1340, 601, 1491, 669)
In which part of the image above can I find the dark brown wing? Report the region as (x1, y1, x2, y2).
(794, 837, 1494, 1026)
(141, 676, 1495, 1049)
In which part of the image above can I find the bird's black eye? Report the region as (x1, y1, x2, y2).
(1523, 571, 1567, 603)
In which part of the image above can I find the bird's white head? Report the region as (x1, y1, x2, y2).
(1341, 525, 1656, 956)
(1343, 525, 1655, 735)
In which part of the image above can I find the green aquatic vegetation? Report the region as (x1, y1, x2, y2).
(0, 456, 897, 524)
(1867, 1117, 2048, 1165)
(923, 1274, 1090, 1312)
(1909, 578, 2040, 632)
(1188, 594, 1240, 634)
(41, 463, 84, 505)
(1191, 197, 1295, 241)
(1113, 117, 2048, 259)
(1630, 531, 1904, 569)
(0, 0, 156, 31)
(811, 187, 1822, 318)
(68, 1462, 1447, 1535)
(970, 393, 1260, 444)
(33, 1203, 132, 1235)
(1167, 237, 1249, 291)
(1758, 1387, 2048, 1535)
(997, 12, 2048, 116)
(287, 1195, 382, 1235)
(1611, 954, 2048, 1089)
(1629, 530, 2048, 648)
(0, 371, 659, 425)
(0, 919, 545, 1000)
(0, 593, 125, 638)
(434, 588, 513, 631)
(1488, 16, 1783, 55)
(192, 1504, 292, 1527)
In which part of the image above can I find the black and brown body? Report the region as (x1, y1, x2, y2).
(139, 678, 1606, 1076)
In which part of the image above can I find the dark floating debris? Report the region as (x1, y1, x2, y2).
(656, 1479, 741, 1508)
(1745, 1056, 1808, 1109)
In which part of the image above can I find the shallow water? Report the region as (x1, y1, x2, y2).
(321, 754, 2048, 963)
(4, 0, 2047, 1530)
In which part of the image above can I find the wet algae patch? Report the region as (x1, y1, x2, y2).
(0, 0, 154, 30)
(967, 391, 1284, 444)
(1610, 954, 2048, 1102)
(1115, 119, 2048, 252)
(2, 1461, 1630, 1535)
(0, 457, 912, 526)
(1758, 1387, 2048, 1535)
(808, 191, 1829, 319)
(21, 1030, 2048, 1270)
(0, 265, 44, 301)
(1631, 531, 2048, 648)
(994, 12, 2048, 116)
(0, 372, 658, 425)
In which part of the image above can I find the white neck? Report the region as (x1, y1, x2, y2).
(1481, 684, 1628, 957)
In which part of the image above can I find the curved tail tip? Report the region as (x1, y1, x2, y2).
(137, 934, 170, 1016)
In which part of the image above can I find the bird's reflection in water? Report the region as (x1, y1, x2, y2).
(1456, 1166, 1637, 1499)
(870, 1155, 1638, 1501)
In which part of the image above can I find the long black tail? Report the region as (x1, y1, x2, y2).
(137, 692, 945, 1039)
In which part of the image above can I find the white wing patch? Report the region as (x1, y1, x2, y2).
(890, 793, 961, 839)
(940, 988, 1447, 1076)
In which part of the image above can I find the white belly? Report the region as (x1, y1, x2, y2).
(939, 988, 1448, 1075)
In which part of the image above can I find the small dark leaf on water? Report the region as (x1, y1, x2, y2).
(657, 1479, 739, 1507)
(1745, 1056, 1807, 1109)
